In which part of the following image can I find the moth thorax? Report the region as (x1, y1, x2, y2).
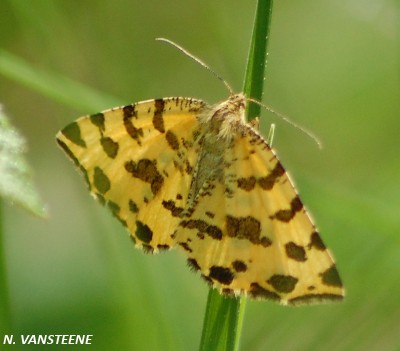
(214, 93, 246, 117)
(197, 93, 247, 140)
(212, 93, 247, 140)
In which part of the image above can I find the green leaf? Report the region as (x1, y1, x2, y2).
(0, 50, 121, 111)
(0, 106, 46, 217)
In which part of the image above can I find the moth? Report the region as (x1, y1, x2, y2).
(57, 40, 344, 305)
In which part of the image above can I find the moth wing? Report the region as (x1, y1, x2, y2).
(176, 126, 344, 304)
(57, 97, 206, 252)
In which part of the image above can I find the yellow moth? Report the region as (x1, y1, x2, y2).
(57, 40, 344, 305)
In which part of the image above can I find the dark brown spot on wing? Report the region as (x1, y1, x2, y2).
(179, 241, 192, 253)
(222, 288, 234, 296)
(285, 242, 307, 262)
(180, 219, 222, 240)
(291, 196, 303, 212)
(209, 266, 234, 285)
(205, 211, 215, 219)
(258, 161, 285, 190)
(129, 199, 139, 213)
(142, 244, 154, 254)
(249, 283, 280, 301)
(107, 200, 120, 216)
(309, 231, 326, 250)
(267, 274, 298, 293)
(237, 176, 256, 191)
(95, 192, 105, 205)
(90, 112, 105, 131)
(56, 138, 90, 188)
(157, 244, 170, 251)
(232, 260, 247, 272)
(93, 167, 110, 194)
(135, 220, 153, 243)
(226, 215, 260, 240)
(107, 201, 127, 227)
(289, 293, 344, 305)
(197, 232, 205, 240)
(162, 200, 184, 217)
(260, 237, 272, 247)
(166, 130, 179, 150)
(60, 122, 86, 147)
(101, 137, 119, 158)
(226, 215, 271, 246)
(123, 104, 137, 119)
(187, 258, 201, 272)
(185, 160, 193, 174)
(207, 226, 223, 240)
(320, 265, 343, 287)
(125, 159, 164, 195)
(270, 196, 303, 222)
(153, 99, 165, 133)
(123, 105, 143, 144)
(181, 219, 206, 231)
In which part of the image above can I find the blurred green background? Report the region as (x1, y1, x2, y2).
(0, 0, 399, 350)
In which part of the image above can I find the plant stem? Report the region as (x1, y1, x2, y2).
(244, 0, 274, 120)
(199, 1, 274, 350)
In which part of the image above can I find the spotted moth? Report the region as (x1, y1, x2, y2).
(57, 92, 344, 305)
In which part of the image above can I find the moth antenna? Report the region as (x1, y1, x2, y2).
(156, 37, 234, 95)
(247, 98, 323, 149)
